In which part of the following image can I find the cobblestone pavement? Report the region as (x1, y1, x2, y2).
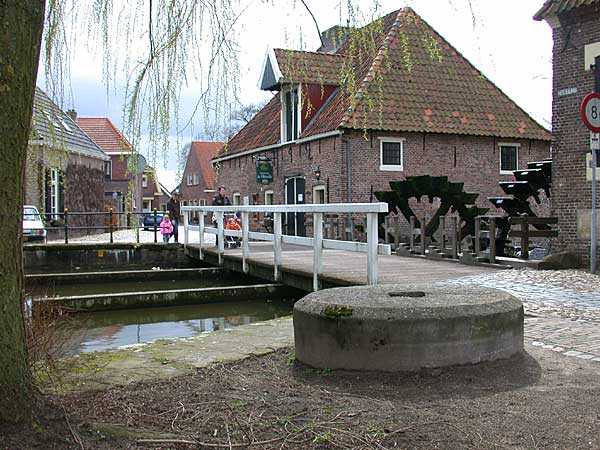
(448, 269, 600, 362)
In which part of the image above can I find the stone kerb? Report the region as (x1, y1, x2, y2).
(293, 284, 523, 372)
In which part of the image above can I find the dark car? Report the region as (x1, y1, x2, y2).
(143, 211, 164, 231)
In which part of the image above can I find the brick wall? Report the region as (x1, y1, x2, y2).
(549, 5, 600, 268)
(216, 129, 550, 235)
(180, 151, 216, 208)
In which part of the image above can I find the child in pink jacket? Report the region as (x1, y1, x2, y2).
(159, 213, 174, 243)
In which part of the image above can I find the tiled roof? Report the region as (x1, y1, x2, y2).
(77, 117, 134, 153)
(221, 95, 281, 154)
(274, 49, 346, 85)
(224, 7, 550, 157)
(190, 141, 223, 189)
(534, 0, 600, 19)
(337, 8, 551, 141)
(31, 87, 109, 161)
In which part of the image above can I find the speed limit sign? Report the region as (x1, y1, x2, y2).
(581, 93, 600, 132)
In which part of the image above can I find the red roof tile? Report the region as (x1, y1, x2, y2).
(221, 95, 281, 154)
(190, 141, 223, 189)
(77, 118, 134, 153)
(274, 49, 346, 85)
(224, 7, 550, 157)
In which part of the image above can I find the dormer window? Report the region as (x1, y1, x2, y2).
(281, 85, 301, 143)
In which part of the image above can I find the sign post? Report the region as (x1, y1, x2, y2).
(581, 93, 600, 273)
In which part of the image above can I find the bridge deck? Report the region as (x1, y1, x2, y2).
(185, 242, 497, 290)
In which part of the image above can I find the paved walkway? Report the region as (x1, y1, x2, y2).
(447, 269, 600, 362)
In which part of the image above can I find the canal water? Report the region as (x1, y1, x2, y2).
(53, 298, 294, 356)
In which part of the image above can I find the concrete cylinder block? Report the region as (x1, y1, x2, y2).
(293, 284, 523, 372)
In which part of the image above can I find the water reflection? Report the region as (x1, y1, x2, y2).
(54, 300, 294, 355)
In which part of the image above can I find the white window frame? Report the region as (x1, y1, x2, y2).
(142, 174, 148, 188)
(499, 143, 520, 175)
(142, 199, 152, 212)
(379, 137, 405, 171)
(193, 173, 199, 185)
(104, 160, 112, 179)
(313, 185, 326, 204)
(187, 174, 193, 186)
(50, 168, 60, 215)
(280, 84, 301, 143)
(264, 190, 274, 205)
(199, 199, 207, 206)
(232, 192, 241, 206)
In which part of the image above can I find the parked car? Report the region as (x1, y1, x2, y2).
(22, 205, 46, 243)
(143, 211, 164, 231)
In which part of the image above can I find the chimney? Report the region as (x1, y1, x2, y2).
(66, 109, 77, 122)
(317, 25, 352, 53)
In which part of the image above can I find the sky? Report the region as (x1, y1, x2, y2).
(45, 0, 553, 192)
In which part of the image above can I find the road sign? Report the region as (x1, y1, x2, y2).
(581, 93, 600, 132)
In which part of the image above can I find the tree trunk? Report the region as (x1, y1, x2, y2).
(0, 0, 45, 423)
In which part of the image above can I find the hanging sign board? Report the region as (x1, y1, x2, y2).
(581, 93, 600, 132)
(255, 158, 273, 185)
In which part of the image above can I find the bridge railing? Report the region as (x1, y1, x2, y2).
(181, 202, 390, 291)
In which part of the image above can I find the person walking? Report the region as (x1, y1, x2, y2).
(212, 186, 232, 247)
(167, 192, 181, 242)
(159, 213, 174, 244)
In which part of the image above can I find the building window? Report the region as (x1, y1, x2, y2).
(142, 174, 148, 188)
(264, 190, 274, 205)
(379, 138, 404, 171)
(313, 185, 326, 204)
(49, 168, 60, 216)
(500, 144, 519, 174)
(104, 161, 112, 179)
(193, 173, 199, 185)
(199, 199, 207, 206)
(160, 203, 167, 212)
(187, 174, 193, 186)
(232, 192, 241, 205)
(142, 199, 151, 212)
(281, 85, 300, 143)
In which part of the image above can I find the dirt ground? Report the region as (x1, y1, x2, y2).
(2, 344, 599, 450)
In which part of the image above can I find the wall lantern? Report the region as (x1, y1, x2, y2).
(314, 166, 321, 181)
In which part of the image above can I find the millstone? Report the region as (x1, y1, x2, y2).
(293, 284, 523, 372)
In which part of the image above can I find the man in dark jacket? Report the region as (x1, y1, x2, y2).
(212, 186, 232, 207)
(212, 186, 231, 247)
(166, 193, 181, 242)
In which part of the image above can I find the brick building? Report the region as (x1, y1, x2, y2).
(215, 7, 551, 236)
(179, 141, 222, 221)
(142, 167, 171, 212)
(77, 117, 143, 216)
(535, 0, 600, 269)
(26, 88, 108, 231)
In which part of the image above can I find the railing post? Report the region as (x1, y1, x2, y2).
(109, 208, 114, 243)
(393, 215, 400, 249)
(366, 212, 378, 285)
(183, 208, 189, 249)
(451, 216, 457, 259)
(216, 211, 224, 265)
(409, 216, 415, 251)
(313, 212, 323, 291)
(420, 215, 426, 255)
(474, 216, 481, 256)
(489, 217, 496, 264)
(273, 212, 282, 281)
(242, 197, 250, 273)
(63, 208, 68, 244)
(521, 214, 529, 260)
(198, 211, 205, 260)
(153, 209, 158, 243)
(439, 215, 446, 253)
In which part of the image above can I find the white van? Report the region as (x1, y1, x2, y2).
(22, 205, 46, 243)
